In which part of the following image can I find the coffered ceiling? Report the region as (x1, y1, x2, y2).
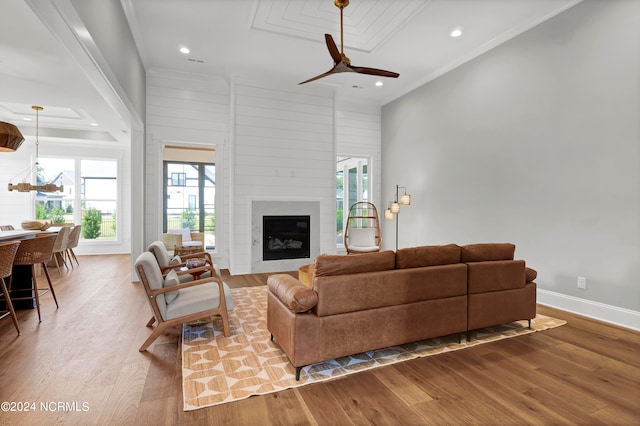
(0, 0, 582, 147)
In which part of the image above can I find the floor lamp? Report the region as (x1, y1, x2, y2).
(384, 185, 411, 251)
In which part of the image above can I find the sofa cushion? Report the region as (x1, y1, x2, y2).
(395, 244, 461, 269)
(525, 267, 537, 282)
(461, 243, 515, 262)
(268, 274, 318, 313)
(347, 228, 379, 252)
(467, 260, 526, 294)
(314, 251, 396, 276)
(313, 263, 468, 317)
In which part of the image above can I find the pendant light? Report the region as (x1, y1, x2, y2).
(7, 106, 63, 193)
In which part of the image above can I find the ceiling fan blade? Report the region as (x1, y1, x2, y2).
(325, 34, 341, 64)
(298, 67, 338, 85)
(349, 65, 400, 79)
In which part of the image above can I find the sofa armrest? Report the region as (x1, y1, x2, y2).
(267, 274, 318, 313)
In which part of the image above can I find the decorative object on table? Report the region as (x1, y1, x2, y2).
(185, 258, 206, 269)
(384, 184, 412, 250)
(20, 219, 52, 230)
(181, 285, 565, 411)
(0, 241, 22, 335)
(7, 106, 64, 193)
(0, 225, 15, 231)
(0, 121, 25, 152)
(134, 251, 233, 352)
(344, 201, 382, 254)
(299, 0, 399, 84)
(8, 234, 59, 322)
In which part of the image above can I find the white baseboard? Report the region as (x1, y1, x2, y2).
(537, 289, 640, 331)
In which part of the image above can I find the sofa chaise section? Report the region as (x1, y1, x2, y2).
(462, 243, 537, 333)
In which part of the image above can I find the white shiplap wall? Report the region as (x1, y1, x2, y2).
(334, 99, 383, 254)
(336, 98, 382, 208)
(230, 80, 335, 273)
(143, 71, 383, 273)
(145, 69, 230, 262)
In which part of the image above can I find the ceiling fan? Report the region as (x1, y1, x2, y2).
(299, 0, 400, 85)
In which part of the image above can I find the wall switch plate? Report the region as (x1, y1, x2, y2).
(577, 276, 587, 289)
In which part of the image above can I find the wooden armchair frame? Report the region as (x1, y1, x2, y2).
(135, 252, 230, 351)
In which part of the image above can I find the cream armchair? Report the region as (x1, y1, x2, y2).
(162, 229, 204, 256)
(134, 251, 234, 351)
(148, 240, 218, 282)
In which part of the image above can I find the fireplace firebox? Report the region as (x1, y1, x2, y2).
(263, 215, 310, 261)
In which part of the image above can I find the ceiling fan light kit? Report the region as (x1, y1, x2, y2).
(299, 0, 399, 85)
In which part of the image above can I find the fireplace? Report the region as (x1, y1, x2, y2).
(263, 215, 310, 261)
(251, 200, 320, 273)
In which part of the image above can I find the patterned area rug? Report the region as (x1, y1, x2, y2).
(182, 286, 565, 411)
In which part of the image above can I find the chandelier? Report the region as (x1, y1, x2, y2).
(7, 106, 63, 193)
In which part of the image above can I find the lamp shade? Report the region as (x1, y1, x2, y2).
(0, 122, 25, 152)
(384, 209, 394, 220)
(400, 193, 411, 205)
(390, 202, 400, 213)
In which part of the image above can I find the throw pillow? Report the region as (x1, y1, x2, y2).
(163, 269, 180, 304)
(525, 267, 538, 282)
(170, 255, 182, 265)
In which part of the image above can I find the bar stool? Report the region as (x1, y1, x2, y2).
(0, 241, 21, 335)
(9, 234, 59, 322)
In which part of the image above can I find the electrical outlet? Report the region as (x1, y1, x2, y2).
(577, 276, 587, 290)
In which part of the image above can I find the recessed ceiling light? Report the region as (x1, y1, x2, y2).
(450, 27, 463, 38)
(179, 46, 190, 54)
(375, 81, 383, 87)
(23, 117, 32, 121)
(90, 123, 98, 127)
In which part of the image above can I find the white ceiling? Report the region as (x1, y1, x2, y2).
(0, 0, 582, 147)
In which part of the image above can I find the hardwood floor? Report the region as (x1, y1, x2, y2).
(0, 254, 638, 425)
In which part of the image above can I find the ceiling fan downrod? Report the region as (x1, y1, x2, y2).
(335, 0, 349, 58)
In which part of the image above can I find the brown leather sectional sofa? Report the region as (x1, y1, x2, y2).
(267, 243, 537, 380)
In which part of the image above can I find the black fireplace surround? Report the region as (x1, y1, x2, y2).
(263, 215, 310, 261)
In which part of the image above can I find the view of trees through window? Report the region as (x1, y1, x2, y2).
(35, 158, 118, 240)
(163, 161, 216, 249)
(336, 156, 369, 246)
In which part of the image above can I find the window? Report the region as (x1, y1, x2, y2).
(171, 172, 186, 186)
(36, 157, 118, 240)
(163, 161, 216, 249)
(336, 156, 369, 247)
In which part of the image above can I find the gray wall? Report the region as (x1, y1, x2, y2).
(381, 0, 639, 312)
